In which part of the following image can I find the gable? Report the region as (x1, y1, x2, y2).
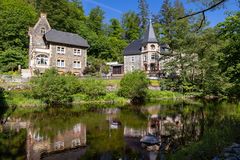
(32, 13, 51, 35)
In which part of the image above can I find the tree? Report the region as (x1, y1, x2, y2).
(0, 49, 26, 72)
(0, 0, 37, 50)
(218, 12, 240, 96)
(179, 0, 240, 30)
(138, 0, 149, 35)
(87, 6, 105, 34)
(118, 71, 149, 103)
(38, 0, 85, 33)
(109, 18, 124, 39)
(31, 68, 79, 104)
(122, 11, 141, 42)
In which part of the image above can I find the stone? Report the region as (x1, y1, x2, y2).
(233, 148, 240, 154)
(225, 157, 239, 160)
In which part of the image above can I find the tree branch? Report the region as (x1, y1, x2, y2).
(196, 12, 206, 32)
(178, 0, 227, 20)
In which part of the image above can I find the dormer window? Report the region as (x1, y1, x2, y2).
(144, 46, 147, 50)
(151, 45, 155, 50)
(40, 27, 46, 34)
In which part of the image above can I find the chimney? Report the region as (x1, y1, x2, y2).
(40, 13, 47, 18)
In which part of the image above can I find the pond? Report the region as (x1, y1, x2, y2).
(0, 100, 240, 160)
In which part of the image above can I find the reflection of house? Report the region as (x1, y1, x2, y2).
(28, 13, 89, 76)
(123, 21, 170, 76)
(27, 123, 86, 160)
(124, 127, 147, 137)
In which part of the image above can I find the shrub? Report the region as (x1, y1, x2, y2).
(80, 78, 106, 99)
(31, 68, 79, 105)
(118, 70, 149, 103)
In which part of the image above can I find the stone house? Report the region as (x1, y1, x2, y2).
(123, 21, 170, 77)
(28, 13, 89, 76)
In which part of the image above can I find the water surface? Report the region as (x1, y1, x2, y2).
(1, 100, 240, 160)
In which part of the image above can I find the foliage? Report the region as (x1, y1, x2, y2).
(118, 70, 149, 102)
(31, 68, 79, 104)
(0, 0, 37, 50)
(4, 90, 44, 107)
(0, 129, 27, 160)
(122, 11, 141, 42)
(138, 0, 149, 35)
(87, 6, 105, 34)
(80, 78, 106, 99)
(109, 18, 124, 39)
(0, 48, 26, 72)
(218, 12, 240, 97)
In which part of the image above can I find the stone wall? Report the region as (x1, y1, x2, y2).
(50, 44, 87, 75)
(124, 55, 141, 73)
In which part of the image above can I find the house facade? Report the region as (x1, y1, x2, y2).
(28, 13, 89, 76)
(123, 21, 170, 76)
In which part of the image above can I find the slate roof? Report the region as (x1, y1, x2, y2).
(142, 22, 158, 44)
(123, 39, 143, 56)
(44, 29, 89, 48)
(124, 21, 159, 56)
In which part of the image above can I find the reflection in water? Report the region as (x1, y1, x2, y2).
(1, 102, 239, 160)
(4, 120, 86, 160)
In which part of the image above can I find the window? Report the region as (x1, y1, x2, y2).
(57, 46, 65, 54)
(36, 54, 48, 65)
(151, 45, 155, 50)
(131, 56, 135, 62)
(57, 60, 65, 67)
(73, 48, 81, 55)
(73, 61, 81, 68)
(131, 65, 135, 71)
(54, 141, 64, 150)
(151, 54, 155, 60)
(40, 27, 46, 34)
(71, 139, 81, 148)
(144, 45, 147, 50)
(143, 55, 147, 61)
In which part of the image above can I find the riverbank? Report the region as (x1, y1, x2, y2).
(2, 89, 185, 107)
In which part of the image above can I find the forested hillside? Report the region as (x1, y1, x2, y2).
(0, 0, 239, 97)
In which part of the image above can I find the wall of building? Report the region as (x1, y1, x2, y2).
(50, 44, 87, 75)
(124, 55, 141, 73)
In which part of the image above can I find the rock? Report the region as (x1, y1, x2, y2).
(232, 143, 240, 148)
(225, 157, 239, 160)
(212, 156, 220, 160)
(233, 148, 240, 154)
(224, 147, 235, 153)
(224, 152, 237, 158)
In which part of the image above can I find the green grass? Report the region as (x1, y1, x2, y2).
(4, 90, 44, 107)
(102, 79, 121, 86)
(149, 79, 160, 87)
(147, 90, 183, 100)
(72, 92, 128, 105)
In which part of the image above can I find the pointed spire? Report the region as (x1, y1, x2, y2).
(142, 19, 158, 44)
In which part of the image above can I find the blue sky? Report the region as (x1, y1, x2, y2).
(81, 0, 239, 27)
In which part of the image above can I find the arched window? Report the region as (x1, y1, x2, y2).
(151, 45, 155, 50)
(36, 54, 48, 65)
(40, 27, 46, 34)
